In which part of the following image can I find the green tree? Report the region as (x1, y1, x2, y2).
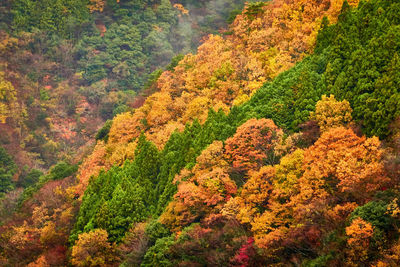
(0, 146, 16, 196)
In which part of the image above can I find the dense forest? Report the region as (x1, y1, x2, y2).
(1, 0, 400, 266)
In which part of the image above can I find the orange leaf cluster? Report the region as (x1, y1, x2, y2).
(160, 141, 236, 231)
(299, 127, 389, 203)
(345, 218, 374, 264)
(224, 118, 283, 173)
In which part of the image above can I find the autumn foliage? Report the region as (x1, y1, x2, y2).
(224, 118, 283, 173)
(77, 0, 361, 190)
(299, 127, 389, 203)
(311, 94, 353, 132)
(71, 229, 117, 266)
(6, 0, 400, 266)
(160, 141, 237, 231)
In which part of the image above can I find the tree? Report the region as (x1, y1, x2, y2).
(141, 236, 174, 267)
(88, 0, 106, 13)
(161, 167, 236, 232)
(160, 141, 236, 231)
(12, 0, 90, 34)
(107, 112, 141, 144)
(0, 72, 17, 123)
(225, 166, 275, 225)
(351, 201, 394, 231)
(310, 94, 353, 132)
(27, 255, 50, 267)
(299, 127, 389, 204)
(100, 181, 149, 243)
(118, 222, 149, 267)
(222, 150, 304, 253)
(76, 141, 107, 194)
(0, 146, 16, 196)
(224, 118, 283, 174)
(273, 149, 304, 201)
(71, 229, 116, 267)
(345, 218, 374, 264)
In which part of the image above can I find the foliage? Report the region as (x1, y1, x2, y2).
(17, 169, 43, 188)
(310, 94, 353, 132)
(0, 72, 17, 123)
(5, 0, 400, 266)
(0, 0, 256, 175)
(351, 201, 394, 231)
(300, 127, 389, 202)
(71, 135, 160, 243)
(345, 218, 375, 264)
(71, 229, 117, 267)
(12, 0, 90, 35)
(18, 161, 77, 206)
(95, 120, 112, 141)
(224, 118, 283, 173)
(70, 0, 400, 265)
(0, 146, 16, 197)
(141, 235, 175, 267)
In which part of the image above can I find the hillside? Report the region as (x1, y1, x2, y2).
(0, 0, 254, 221)
(1, 0, 400, 266)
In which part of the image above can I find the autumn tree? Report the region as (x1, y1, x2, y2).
(3, 221, 41, 264)
(310, 94, 353, 132)
(76, 141, 107, 194)
(107, 112, 141, 144)
(88, 0, 106, 13)
(118, 222, 149, 266)
(224, 118, 283, 174)
(161, 166, 237, 232)
(223, 166, 275, 225)
(298, 127, 389, 205)
(223, 150, 304, 254)
(71, 229, 117, 267)
(0, 72, 17, 124)
(27, 255, 50, 267)
(273, 149, 304, 201)
(345, 218, 374, 265)
(160, 141, 236, 231)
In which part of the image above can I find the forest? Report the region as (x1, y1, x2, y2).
(1, 0, 400, 266)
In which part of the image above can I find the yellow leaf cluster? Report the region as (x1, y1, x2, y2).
(88, 0, 106, 13)
(0, 72, 17, 123)
(310, 94, 353, 132)
(71, 229, 116, 267)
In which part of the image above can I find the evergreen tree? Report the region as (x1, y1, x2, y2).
(0, 146, 16, 197)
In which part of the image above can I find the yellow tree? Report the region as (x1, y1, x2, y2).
(310, 94, 353, 132)
(108, 112, 142, 144)
(71, 229, 117, 267)
(0, 72, 17, 123)
(222, 150, 304, 251)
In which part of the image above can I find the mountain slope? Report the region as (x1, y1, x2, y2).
(2, 0, 400, 266)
